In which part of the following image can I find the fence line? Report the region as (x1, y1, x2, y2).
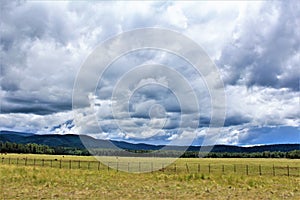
(1, 157, 299, 177)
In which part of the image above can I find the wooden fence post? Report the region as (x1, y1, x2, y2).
(208, 164, 211, 174)
(139, 162, 141, 173)
(78, 160, 80, 169)
(259, 165, 262, 176)
(234, 164, 236, 173)
(273, 164, 275, 176)
(33, 158, 36, 166)
(198, 164, 200, 173)
(222, 165, 225, 173)
(59, 160, 62, 168)
(69, 160, 71, 169)
(151, 162, 153, 173)
(186, 163, 189, 173)
(287, 165, 290, 176)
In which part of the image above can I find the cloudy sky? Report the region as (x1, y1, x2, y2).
(0, 1, 299, 146)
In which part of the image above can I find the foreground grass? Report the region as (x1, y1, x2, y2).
(0, 154, 299, 199)
(1, 164, 299, 199)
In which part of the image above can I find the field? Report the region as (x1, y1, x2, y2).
(0, 154, 299, 199)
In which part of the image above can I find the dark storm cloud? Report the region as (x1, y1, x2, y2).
(223, 115, 251, 127)
(218, 1, 300, 91)
(1, 95, 71, 115)
(0, 1, 80, 115)
(198, 117, 211, 127)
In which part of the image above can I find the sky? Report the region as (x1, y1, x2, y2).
(0, 1, 299, 146)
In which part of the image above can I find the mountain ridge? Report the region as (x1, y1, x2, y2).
(0, 130, 299, 153)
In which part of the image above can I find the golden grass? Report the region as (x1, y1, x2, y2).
(1, 164, 299, 199)
(0, 154, 299, 199)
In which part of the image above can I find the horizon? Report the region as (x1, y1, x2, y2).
(1, 129, 299, 148)
(0, 1, 299, 147)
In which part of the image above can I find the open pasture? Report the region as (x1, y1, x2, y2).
(1, 154, 299, 176)
(0, 154, 299, 199)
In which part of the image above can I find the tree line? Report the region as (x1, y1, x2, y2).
(1, 141, 299, 158)
(0, 141, 89, 156)
(184, 150, 300, 159)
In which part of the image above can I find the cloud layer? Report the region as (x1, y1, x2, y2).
(0, 1, 299, 145)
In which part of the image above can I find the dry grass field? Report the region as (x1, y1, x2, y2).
(0, 154, 299, 199)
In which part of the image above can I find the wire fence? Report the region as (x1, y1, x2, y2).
(1, 157, 299, 176)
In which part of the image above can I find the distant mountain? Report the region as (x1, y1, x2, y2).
(0, 130, 299, 152)
(0, 130, 35, 136)
(0, 130, 35, 144)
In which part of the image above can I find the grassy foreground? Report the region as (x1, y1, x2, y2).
(0, 154, 299, 199)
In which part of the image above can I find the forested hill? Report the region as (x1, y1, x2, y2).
(1, 130, 299, 153)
